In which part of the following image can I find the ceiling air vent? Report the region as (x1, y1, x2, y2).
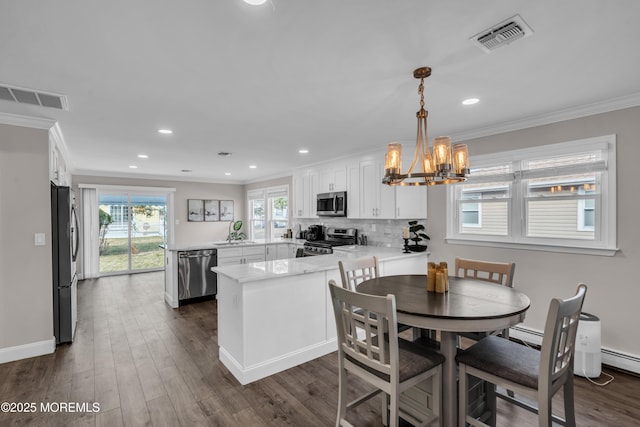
(471, 14, 533, 53)
(0, 84, 69, 110)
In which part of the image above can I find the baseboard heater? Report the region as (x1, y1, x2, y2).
(510, 325, 640, 376)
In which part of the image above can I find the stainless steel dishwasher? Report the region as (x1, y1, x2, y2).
(177, 249, 217, 303)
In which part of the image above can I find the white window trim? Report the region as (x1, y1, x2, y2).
(247, 189, 267, 241)
(446, 135, 618, 256)
(577, 199, 595, 232)
(246, 185, 289, 241)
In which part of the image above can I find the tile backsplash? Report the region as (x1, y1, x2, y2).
(293, 218, 428, 249)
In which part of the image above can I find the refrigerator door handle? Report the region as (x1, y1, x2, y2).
(71, 205, 79, 262)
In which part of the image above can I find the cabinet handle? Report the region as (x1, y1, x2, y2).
(397, 207, 400, 216)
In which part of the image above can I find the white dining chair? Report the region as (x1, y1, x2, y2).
(338, 256, 380, 291)
(328, 280, 444, 427)
(339, 256, 415, 337)
(454, 257, 516, 341)
(456, 283, 587, 427)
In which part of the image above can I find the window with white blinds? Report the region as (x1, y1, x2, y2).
(446, 135, 617, 255)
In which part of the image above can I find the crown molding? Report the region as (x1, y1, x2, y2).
(450, 92, 640, 142)
(0, 111, 57, 130)
(48, 122, 75, 170)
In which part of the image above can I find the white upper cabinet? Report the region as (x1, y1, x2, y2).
(292, 170, 318, 218)
(395, 186, 428, 219)
(293, 153, 425, 220)
(347, 165, 361, 218)
(292, 173, 305, 218)
(360, 159, 395, 219)
(319, 164, 347, 193)
(49, 130, 70, 186)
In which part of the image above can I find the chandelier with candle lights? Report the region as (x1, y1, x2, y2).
(382, 67, 470, 186)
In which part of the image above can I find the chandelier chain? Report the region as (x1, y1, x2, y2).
(418, 78, 425, 110)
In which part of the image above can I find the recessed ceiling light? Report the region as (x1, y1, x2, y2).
(225, 172, 231, 176)
(137, 154, 149, 159)
(462, 98, 480, 105)
(244, 0, 267, 5)
(299, 149, 309, 154)
(249, 165, 257, 169)
(158, 129, 173, 134)
(129, 165, 138, 169)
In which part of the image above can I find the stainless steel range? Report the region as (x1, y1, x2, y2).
(301, 227, 357, 256)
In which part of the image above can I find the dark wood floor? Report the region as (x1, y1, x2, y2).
(1, 272, 639, 427)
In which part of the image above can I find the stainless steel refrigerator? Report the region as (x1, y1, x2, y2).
(51, 183, 79, 344)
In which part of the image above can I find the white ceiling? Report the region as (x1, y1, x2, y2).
(1, 1, 639, 184)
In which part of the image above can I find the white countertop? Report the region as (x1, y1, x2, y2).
(212, 246, 428, 283)
(166, 238, 307, 252)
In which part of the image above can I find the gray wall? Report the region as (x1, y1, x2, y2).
(427, 106, 640, 356)
(0, 123, 53, 350)
(244, 176, 292, 193)
(72, 175, 245, 247)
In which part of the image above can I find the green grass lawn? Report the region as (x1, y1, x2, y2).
(100, 236, 165, 272)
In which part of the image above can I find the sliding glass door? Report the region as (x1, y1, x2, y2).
(98, 192, 167, 275)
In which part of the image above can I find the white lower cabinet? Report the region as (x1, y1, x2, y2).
(265, 244, 277, 261)
(218, 245, 266, 265)
(289, 243, 305, 258)
(267, 243, 298, 260)
(277, 244, 290, 259)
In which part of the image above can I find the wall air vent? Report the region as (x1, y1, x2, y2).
(0, 84, 69, 110)
(470, 14, 533, 53)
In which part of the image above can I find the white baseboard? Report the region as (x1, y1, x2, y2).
(164, 292, 179, 308)
(0, 337, 56, 364)
(219, 339, 338, 385)
(510, 326, 640, 375)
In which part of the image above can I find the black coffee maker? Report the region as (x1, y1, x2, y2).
(306, 225, 324, 241)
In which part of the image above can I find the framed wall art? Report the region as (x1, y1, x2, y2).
(220, 200, 234, 221)
(187, 199, 204, 222)
(204, 199, 220, 222)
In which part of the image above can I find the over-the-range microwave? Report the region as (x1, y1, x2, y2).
(317, 191, 347, 217)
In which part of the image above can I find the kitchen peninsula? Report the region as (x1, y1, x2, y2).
(212, 246, 428, 385)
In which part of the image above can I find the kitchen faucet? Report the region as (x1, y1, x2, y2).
(227, 220, 233, 242)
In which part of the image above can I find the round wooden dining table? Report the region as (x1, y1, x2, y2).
(357, 275, 531, 427)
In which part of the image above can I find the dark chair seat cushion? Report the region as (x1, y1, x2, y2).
(455, 335, 540, 389)
(346, 336, 444, 383)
